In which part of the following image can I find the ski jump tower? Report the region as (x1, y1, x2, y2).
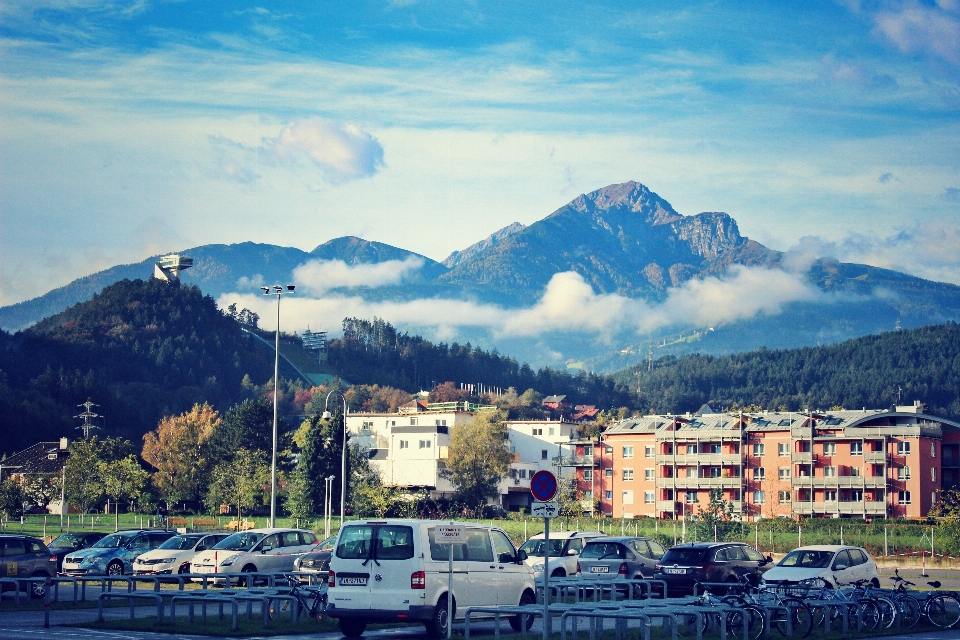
(154, 254, 193, 282)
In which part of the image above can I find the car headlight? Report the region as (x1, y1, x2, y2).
(220, 558, 236, 566)
(159, 558, 177, 564)
(532, 563, 545, 572)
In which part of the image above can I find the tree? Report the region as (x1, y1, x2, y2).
(99, 456, 149, 529)
(22, 474, 58, 509)
(696, 488, 735, 540)
(203, 398, 276, 467)
(287, 413, 350, 517)
(930, 488, 960, 521)
(0, 479, 26, 519)
(446, 412, 512, 507)
(206, 448, 270, 518)
(63, 436, 134, 517)
(142, 403, 219, 508)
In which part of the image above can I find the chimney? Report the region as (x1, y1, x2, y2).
(60, 437, 69, 450)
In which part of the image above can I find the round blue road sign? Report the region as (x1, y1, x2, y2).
(530, 470, 558, 502)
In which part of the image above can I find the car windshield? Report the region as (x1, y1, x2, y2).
(660, 548, 709, 565)
(92, 533, 135, 549)
(158, 536, 201, 550)
(520, 538, 566, 557)
(49, 534, 86, 547)
(580, 542, 625, 560)
(212, 533, 264, 551)
(778, 550, 834, 569)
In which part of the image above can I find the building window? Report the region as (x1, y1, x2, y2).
(622, 491, 634, 505)
(399, 440, 409, 449)
(532, 428, 543, 436)
(541, 450, 548, 460)
(549, 427, 555, 436)
(824, 466, 836, 478)
(779, 467, 790, 480)
(823, 442, 836, 456)
(849, 466, 861, 477)
(755, 467, 765, 480)
(851, 442, 863, 456)
(362, 421, 373, 429)
(520, 469, 527, 479)
(931, 442, 937, 458)
(584, 469, 593, 482)
(419, 439, 431, 449)
(410, 418, 418, 426)
(931, 467, 936, 482)
(390, 421, 396, 427)
(709, 467, 721, 478)
(753, 490, 765, 504)
(645, 446, 654, 458)
(623, 469, 634, 481)
(605, 468, 613, 477)
(898, 490, 911, 504)
(645, 469, 654, 481)
(898, 441, 911, 456)
(605, 491, 612, 500)
(685, 491, 697, 504)
(898, 466, 911, 480)
(605, 445, 613, 454)
(824, 490, 837, 502)
(932, 492, 937, 505)
(850, 490, 863, 502)
(709, 444, 721, 454)
(778, 443, 789, 456)
(752, 443, 765, 456)
(644, 491, 654, 504)
(583, 490, 593, 500)
(778, 490, 792, 503)
(623, 446, 634, 459)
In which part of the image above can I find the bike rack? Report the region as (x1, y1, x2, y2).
(97, 592, 164, 622)
(170, 595, 239, 631)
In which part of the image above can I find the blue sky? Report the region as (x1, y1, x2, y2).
(2, 0, 960, 312)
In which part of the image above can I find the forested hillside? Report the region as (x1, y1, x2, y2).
(0, 279, 275, 456)
(614, 323, 960, 418)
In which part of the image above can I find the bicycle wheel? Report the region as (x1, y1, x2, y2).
(856, 599, 881, 632)
(778, 597, 813, 638)
(874, 595, 897, 629)
(728, 605, 765, 640)
(925, 594, 960, 628)
(894, 594, 921, 629)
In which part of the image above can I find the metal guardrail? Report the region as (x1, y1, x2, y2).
(170, 595, 239, 631)
(97, 592, 164, 622)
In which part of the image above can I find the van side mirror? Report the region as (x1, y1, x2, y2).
(261, 545, 272, 554)
(567, 549, 578, 556)
(517, 549, 528, 563)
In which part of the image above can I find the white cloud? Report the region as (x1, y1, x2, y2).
(220, 265, 826, 343)
(263, 117, 385, 184)
(845, 0, 960, 66)
(292, 257, 425, 295)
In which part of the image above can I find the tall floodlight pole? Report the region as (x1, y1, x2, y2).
(322, 390, 349, 530)
(262, 284, 295, 528)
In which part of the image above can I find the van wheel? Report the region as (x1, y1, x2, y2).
(425, 597, 454, 639)
(551, 568, 566, 578)
(510, 591, 536, 631)
(339, 618, 367, 638)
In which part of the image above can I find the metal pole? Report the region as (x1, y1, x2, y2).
(447, 532, 453, 640)
(340, 397, 347, 530)
(270, 291, 280, 528)
(884, 526, 888, 556)
(542, 515, 550, 640)
(60, 465, 66, 529)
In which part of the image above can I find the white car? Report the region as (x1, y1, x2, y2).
(326, 519, 535, 638)
(189, 528, 319, 583)
(133, 533, 228, 575)
(518, 530, 605, 578)
(761, 545, 878, 589)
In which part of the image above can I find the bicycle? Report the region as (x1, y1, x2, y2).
(730, 576, 813, 638)
(682, 580, 765, 640)
(889, 569, 960, 629)
(269, 573, 328, 622)
(802, 576, 882, 632)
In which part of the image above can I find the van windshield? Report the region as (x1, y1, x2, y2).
(336, 525, 415, 561)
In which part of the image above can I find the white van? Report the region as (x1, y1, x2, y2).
(326, 519, 536, 638)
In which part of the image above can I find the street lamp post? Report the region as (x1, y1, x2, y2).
(322, 390, 349, 530)
(261, 284, 295, 528)
(324, 475, 335, 539)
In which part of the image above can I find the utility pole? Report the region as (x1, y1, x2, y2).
(74, 399, 101, 438)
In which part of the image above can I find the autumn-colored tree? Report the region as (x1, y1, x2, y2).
(142, 403, 219, 509)
(446, 412, 512, 507)
(429, 381, 467, 404)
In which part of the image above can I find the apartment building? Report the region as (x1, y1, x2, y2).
(567, 403, 960, 520)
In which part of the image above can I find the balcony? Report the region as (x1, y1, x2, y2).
(559, 455, 599, 467)
(864, 451, 886, 463)
(655, 500, 679, 513)
(655, 477, 742, 489)
(791, 501, 886, 516)
(657, 454, 742, 465)
(791, 452, 813, 464)
(941, 457, 960, 469)
(792, 476, 886, 488)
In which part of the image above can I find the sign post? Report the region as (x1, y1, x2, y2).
(437, 523, 466, 639)
(530, 470, 558, 640)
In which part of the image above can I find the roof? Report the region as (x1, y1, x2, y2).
(543, 395, 568, 404)
(787, 545, 862, 552)
(2, 441, 69, 474)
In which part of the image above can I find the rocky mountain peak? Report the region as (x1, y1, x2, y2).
(566, 181, 683, 226)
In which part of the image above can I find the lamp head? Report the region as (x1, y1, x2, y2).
(260, 287, 270, 293)
(287, 285, 295, 292)
(321, 410, 332, 420)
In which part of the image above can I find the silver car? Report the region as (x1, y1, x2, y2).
(576, 537, 665, 580)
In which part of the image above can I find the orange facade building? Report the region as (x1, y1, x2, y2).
(565, 403, 960, 520)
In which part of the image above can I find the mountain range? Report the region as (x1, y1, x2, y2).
(4, 181, 960, 370)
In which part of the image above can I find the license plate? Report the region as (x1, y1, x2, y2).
(664, 568, 686, 574)
(589, 566, 609, 573)
(194, 565, 214, 573)
(340, 577, 367, 586)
